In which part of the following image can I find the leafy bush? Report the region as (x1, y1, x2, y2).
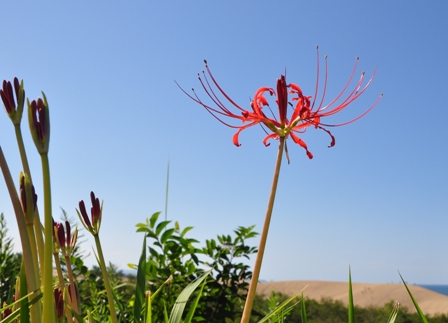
(0, 213, 21, 306)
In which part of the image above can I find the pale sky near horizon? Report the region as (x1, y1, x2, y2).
(1, 2, 447, 285)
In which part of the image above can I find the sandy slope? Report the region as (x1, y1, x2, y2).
(256, 281, 448, 316)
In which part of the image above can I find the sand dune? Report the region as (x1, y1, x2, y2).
(256, 281, 448, 316)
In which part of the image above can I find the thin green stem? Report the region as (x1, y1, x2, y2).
(14, 124, 45, 279)
(0, 146, 42, 323)
(26, 223, 40, 288)
(54, 254, 74, 322)
(94, 234, 118, 323)
(65, 255, 81, 322)
(240, 137, 285, 323)
(41, 153, 55, 323)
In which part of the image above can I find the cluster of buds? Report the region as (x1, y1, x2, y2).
(53, 220, 78, 256)
(77, 191, 103, 235)
(0, 77, 25, 125)
(19, 172, 37, 224)
(27, 94, 50, 154)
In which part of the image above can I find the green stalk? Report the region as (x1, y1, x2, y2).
(41, 153, 55, 323)
(240, 137, 285, 323)
(94, 234, 118, 323)
(26, 223, 40, 289)
(65, 255, 80, 322)
(15, 124, 45, 278)
(54, 255, 73, 323)
(0, 146, 42, 322)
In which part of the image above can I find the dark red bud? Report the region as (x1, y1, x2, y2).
(79, 200, 92, 228)
(65, 220, 71, 246)
(57, 223, 65, 248)
(1, 80, 15, 114)
(54, 288, 64, 318)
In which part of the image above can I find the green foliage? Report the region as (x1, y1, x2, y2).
(135, 212, 258, 323)
(199, 225, 258, 322)
(0, 213, 21, 306)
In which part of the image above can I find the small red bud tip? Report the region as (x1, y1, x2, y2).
(204, 59, 208, 65)
(356, 57, 359, 60)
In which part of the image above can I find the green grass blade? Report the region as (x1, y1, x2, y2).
(399, 273, 428, 323)
(258, 288, 305, 323)
(386, 301, 400, 323)
(163, 300, 169, 323)
(183, 275, 208, 323)
(301, 293, 307, 323)
(134, 237, 147, 322)
(145, 291, 152, 323)
(348, 267, 354, 323)
(19, 261, 30, 323)
(168, 269, 212, 323)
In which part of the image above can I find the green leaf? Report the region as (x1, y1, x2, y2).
(149, 212, 161, 229)
(348, 267, 354, 323)
(183, 275, 208, 323)
(161, 228, 175, 244)
(134, 237, 147, 322)
(168, 270, 212, 323)
(399, 272, 428, 323)
(180, 226, 194, 237)
(156, 221, 171, 236)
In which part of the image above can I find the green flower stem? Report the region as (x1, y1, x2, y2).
(94, 234, 118, 323)
(0, 146, 42, 323)
(240, 136, 285, 323)
(54, 254, 74, 323)
(65, 255, 81, 322)
(26, 223, 41, 288)
(14, 124, 45, 278)
(41, 153, 55, 323)
(53, 253, 65, 292)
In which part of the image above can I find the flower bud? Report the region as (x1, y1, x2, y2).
(76, 191, 103, 235)
(1, 77, 25, 124)
(27, 93, 50, 154)
(19, 172, 37, 224)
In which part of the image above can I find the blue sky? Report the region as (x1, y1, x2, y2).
(1, 2, 447, 284)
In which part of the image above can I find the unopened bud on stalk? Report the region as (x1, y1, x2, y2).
(27, 93, 50, 154)
(0, 77, 25, 125)
(76, 191, 103, 235)
(19, 172, 37, 224)
(53, 287, 64, 319)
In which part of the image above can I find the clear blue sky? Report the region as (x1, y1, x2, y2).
(1, 2, 447, 284)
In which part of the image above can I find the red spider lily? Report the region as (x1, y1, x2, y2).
(178, 51, 381, 159)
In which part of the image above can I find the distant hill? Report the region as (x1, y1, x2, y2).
(256, 280, 448, 316)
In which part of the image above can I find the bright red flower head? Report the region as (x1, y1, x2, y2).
(178, 50, 382, 159)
